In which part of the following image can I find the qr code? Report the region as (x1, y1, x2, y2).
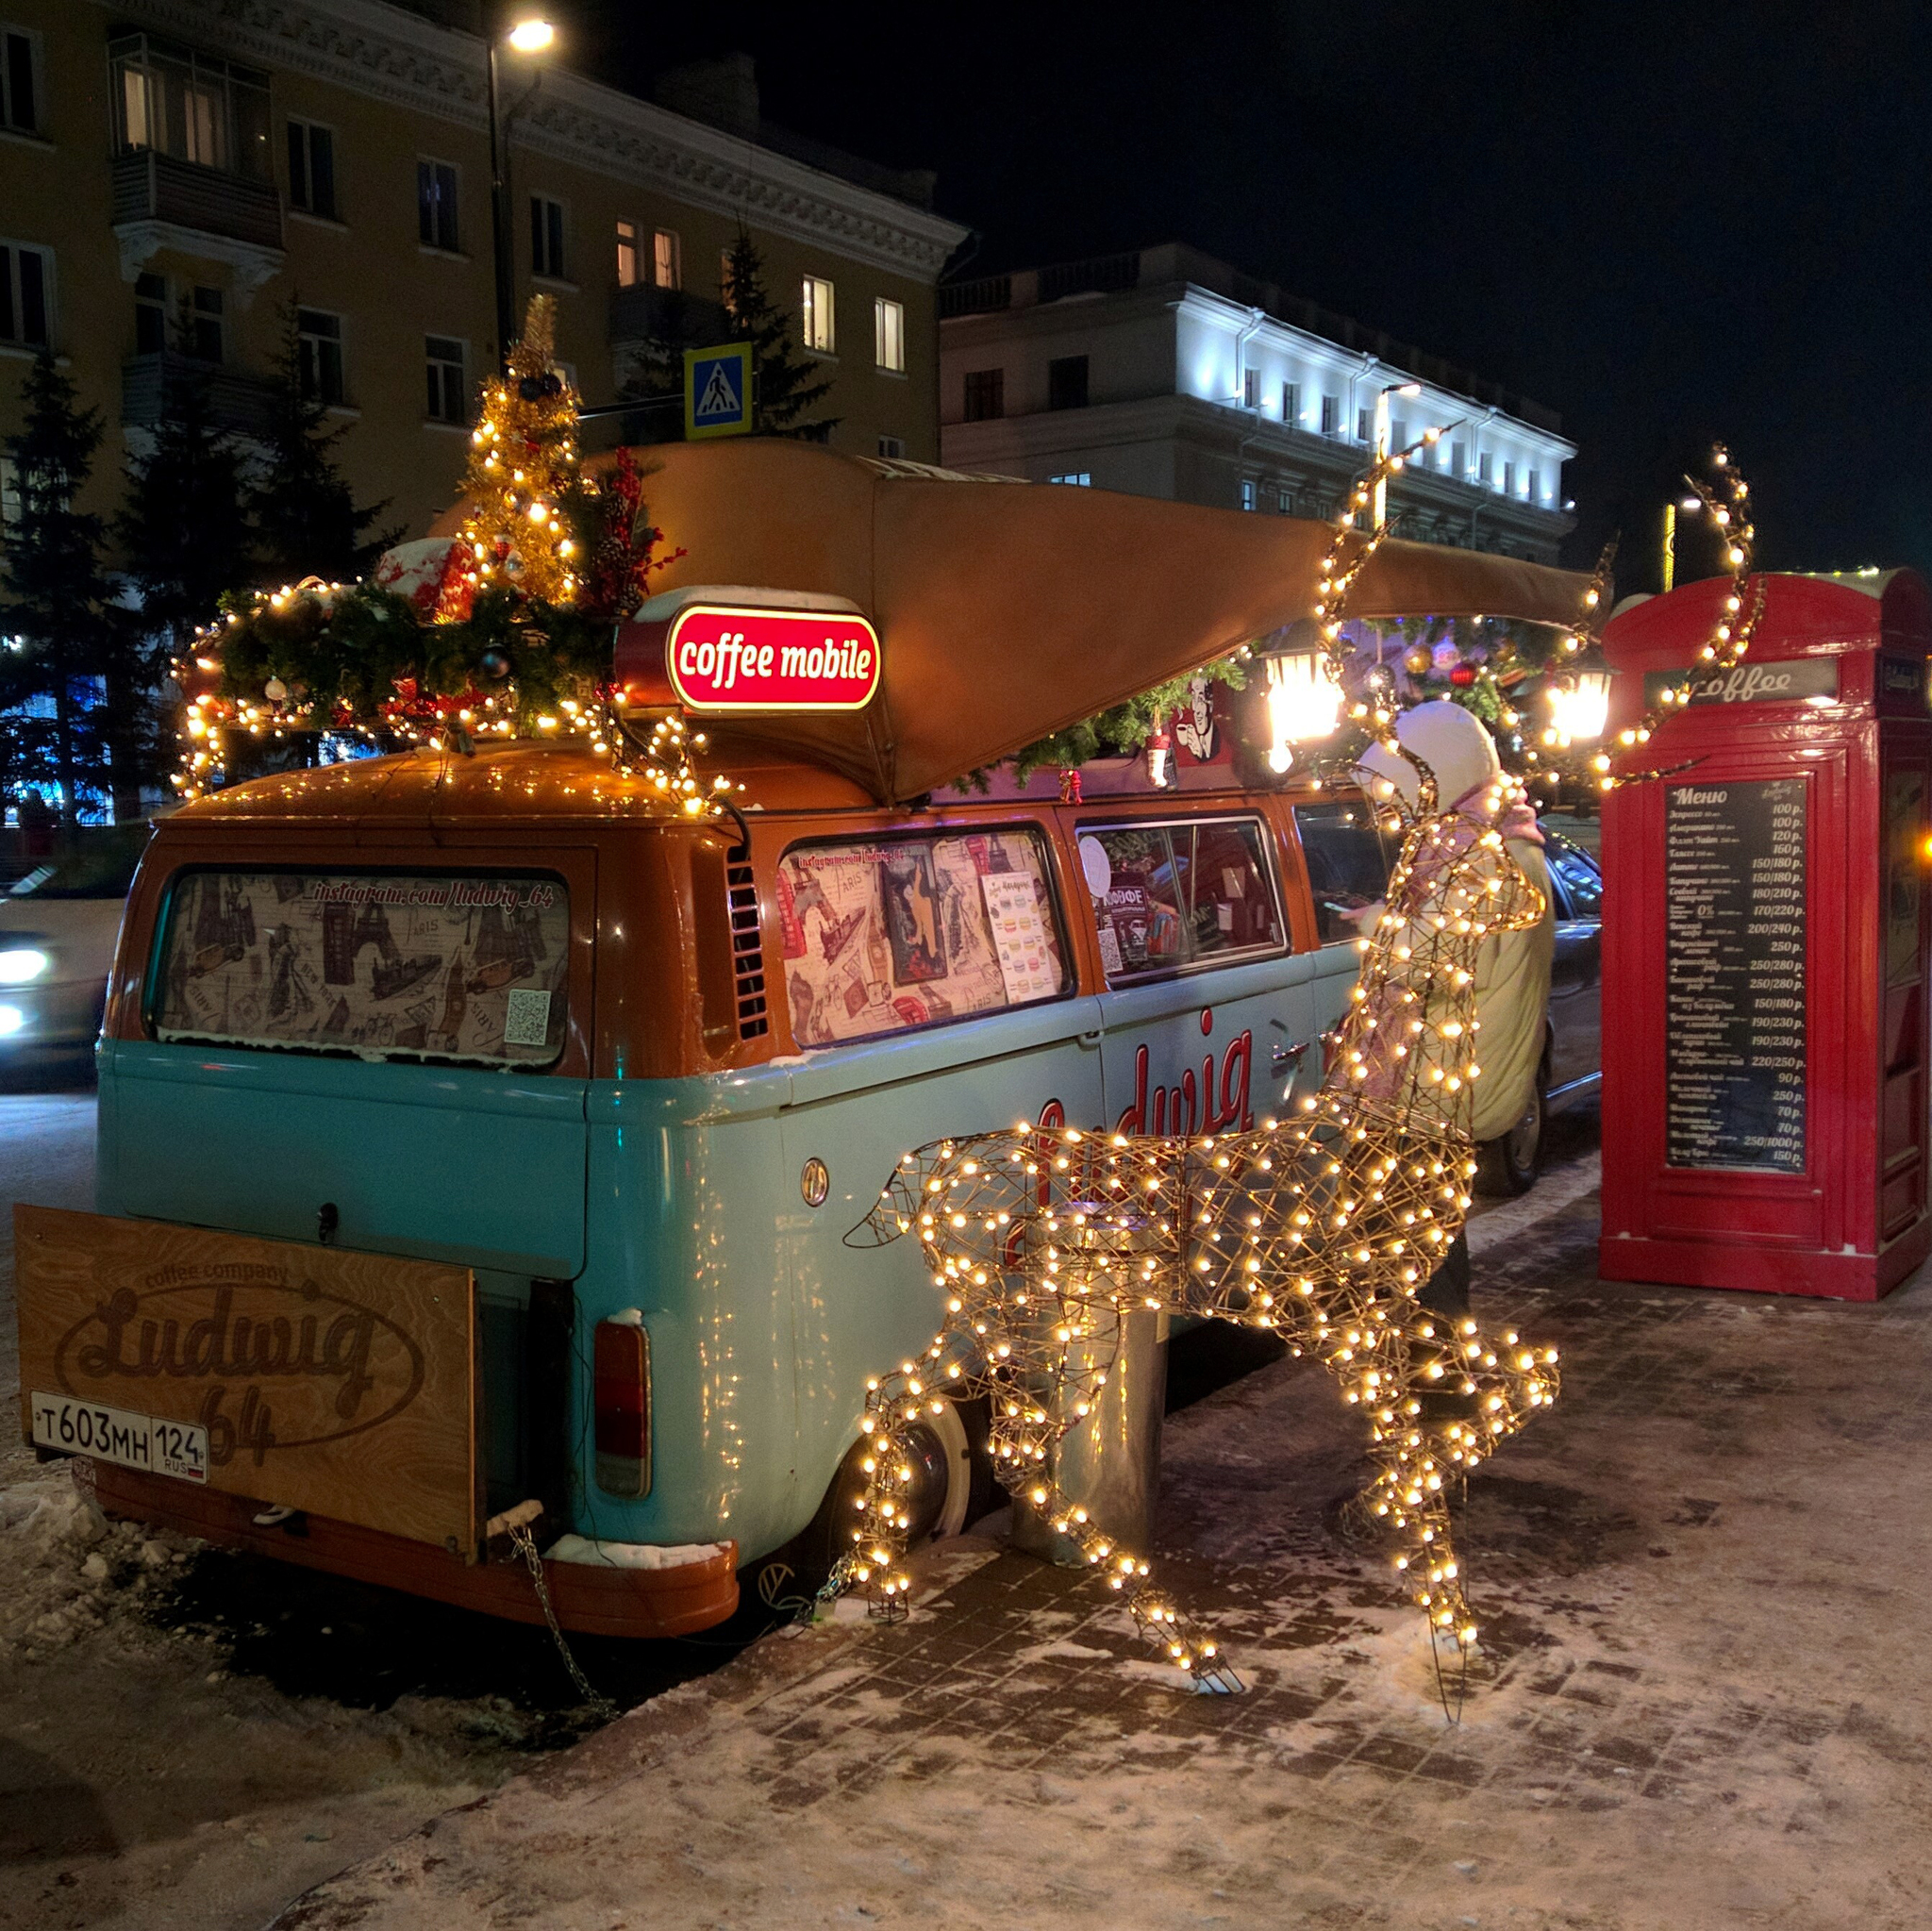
(502, 988, 552, 1048)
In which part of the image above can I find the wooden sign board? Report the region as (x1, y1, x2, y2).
(15, 1207, 477, 1555)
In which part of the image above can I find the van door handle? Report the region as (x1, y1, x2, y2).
(1078, 1028, 1105, 1046)
(1272, 1039, 1311, 1075)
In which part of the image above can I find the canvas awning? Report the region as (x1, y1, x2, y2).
(437, 440, 1591, 803)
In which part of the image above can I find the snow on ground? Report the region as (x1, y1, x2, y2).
(274, 1167, 1932, 1930)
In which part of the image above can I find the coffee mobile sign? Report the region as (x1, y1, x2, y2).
(16, 1207, 478, 1553)
(665, 603, 882, 712)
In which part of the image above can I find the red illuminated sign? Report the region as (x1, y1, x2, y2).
(665, 604, 881, 712)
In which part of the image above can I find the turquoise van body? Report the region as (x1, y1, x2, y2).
(75, 746, 1378, 1628)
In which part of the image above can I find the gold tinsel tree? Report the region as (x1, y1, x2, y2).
(444, 294, 581, 609)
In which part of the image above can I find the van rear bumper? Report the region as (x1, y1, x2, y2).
(92, 1464, 740, 1640)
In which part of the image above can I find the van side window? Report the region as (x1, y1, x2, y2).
(775, 827, 1068, 1047)
(1292, 798, 1398, 945)
(150, 869, 569, 1067)
(1079, 816, 1284, 984)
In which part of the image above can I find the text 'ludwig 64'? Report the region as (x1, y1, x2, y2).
(1599, 569, 1932, 1301)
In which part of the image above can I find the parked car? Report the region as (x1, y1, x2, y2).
(1474, 822, 1603, 1194)
(0, 828, 149, 1065)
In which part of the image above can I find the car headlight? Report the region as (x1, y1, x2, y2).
(0, 947, 49, 985)
(0, 1005, 24, 1037)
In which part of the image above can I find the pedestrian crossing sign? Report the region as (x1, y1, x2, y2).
(685, 342, 754, 440)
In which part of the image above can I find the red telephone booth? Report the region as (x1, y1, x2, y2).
(1598, 569, 1932, 1301)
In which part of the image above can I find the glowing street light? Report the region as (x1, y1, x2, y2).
(1372, 381, 1424, 529)
(1264, 653, 1344, 773)
(488, 16, 558, 369)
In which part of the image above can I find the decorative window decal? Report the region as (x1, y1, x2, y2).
(152, 871, 569, 1067)
(775, 829, 1068, 1046)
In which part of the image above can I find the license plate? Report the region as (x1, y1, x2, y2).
(29, 1391, 209, 1484)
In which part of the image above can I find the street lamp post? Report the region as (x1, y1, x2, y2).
(1660, 494, 1702, 594)
(487, 14, 555, 371)
(1372, 380, 1422, 529)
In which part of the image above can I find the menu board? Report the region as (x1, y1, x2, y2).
(1664, 779, 1807, 1171)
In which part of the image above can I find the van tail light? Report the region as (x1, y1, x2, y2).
(593, 1319, 652, 1497)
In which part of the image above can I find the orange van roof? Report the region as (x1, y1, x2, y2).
(432, 442, 1591, 804)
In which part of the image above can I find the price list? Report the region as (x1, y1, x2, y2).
(1664, 778, 1807, 1172)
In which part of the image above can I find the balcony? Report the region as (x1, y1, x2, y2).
(608, 282, 730, 351)
(110, 149, 283, 253)
(121, 352, 278, 441)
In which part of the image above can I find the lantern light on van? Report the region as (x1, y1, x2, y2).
(1543, 670, 1611, 749)
(1264, 654, 1343, 772)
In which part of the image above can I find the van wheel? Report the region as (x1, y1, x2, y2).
(1474, 1062, 1547, 1198)
(743, 1399, 974, 1617)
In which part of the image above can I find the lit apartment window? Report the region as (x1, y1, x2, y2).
(133, 271, 167, 354)
(653, 229, 681, 290)
(1478, 450, 1493, 485)
(1356, 406, 1371, 442)
(530, 196, 566, 280)
(616, 220, 639, 288)
(874, 296, 906, 373)
(1047, 355, 1089, 410)
(1282, 380, 1300, 424)
(287, 120, 338, 221)
(0, 240, 54, 345)
(719, 247, 735, 309)
(0, 456, 20, 541)
(1, 26, 37, 135)
(1452, 440, 1467, 477)
(418, 158, 458, 252)
(962, 368, 1003, 422)
(190, 284, 222, 361)
(296, 308, 343, 406)
(801, 275, 835, 353)
(1503, 459, 1515, 496)
(877, 434, 906, 458)
(425, 335, 466, 424)
(1047, 473, 1091, 486)
(1242, 367, 1259, 408)
(109, 34, 271, 179)
(1321, 393, 1340, 435)
(1240, 478, 1257, 511)
(1528, 468, 1541, 503)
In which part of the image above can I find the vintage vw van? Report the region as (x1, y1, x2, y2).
(16, 443, 1587, 1637)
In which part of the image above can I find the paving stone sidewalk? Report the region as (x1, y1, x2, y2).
(275, 1175, 1932, 1930)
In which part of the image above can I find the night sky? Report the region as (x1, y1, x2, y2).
(561, 0, 1929, 589)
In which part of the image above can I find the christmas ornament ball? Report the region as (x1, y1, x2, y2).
(478, 647, 513, 683)
(1449, 663, 1477, 689)
(1430, 640, 1462, 673)
(263, 676, 288, 704)
(1403, 645, 1432, 676)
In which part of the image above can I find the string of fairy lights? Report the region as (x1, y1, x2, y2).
(1594, 446, 1763, 788)
(167, 295, 736, 824)
(837, 440, 1566, 1693)
(841, 792, 1559, 1686)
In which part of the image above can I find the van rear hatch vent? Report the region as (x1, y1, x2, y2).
(726, 860, 769, 1040)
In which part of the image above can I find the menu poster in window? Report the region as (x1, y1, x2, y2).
(980, 871, 1058, 1004)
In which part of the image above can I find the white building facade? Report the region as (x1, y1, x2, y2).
(940, 243, 1574, 564)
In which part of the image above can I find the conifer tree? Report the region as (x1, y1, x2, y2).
(442, 294, 582, 608)
(118, 352, 253, 656)
(251, 302, 393, 587)
(0, 353, 124, 823)
(722, 227, 838, 440)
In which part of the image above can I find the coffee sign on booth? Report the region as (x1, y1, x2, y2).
(666, 604, 881, 712)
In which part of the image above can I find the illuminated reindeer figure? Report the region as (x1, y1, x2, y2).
(841, 757, 1560, 1690)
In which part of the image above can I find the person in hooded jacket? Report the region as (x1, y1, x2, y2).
(1348, 700, 1556, 1319)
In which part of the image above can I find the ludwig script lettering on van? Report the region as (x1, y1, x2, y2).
(666, 605, 882, 712)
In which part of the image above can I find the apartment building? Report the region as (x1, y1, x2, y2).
(0, 1, 967, 546)
(941, 243, 1575, 564)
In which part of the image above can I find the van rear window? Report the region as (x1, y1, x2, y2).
(775, 828, 1069, 1046)
(151, 871, 569, 1067)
